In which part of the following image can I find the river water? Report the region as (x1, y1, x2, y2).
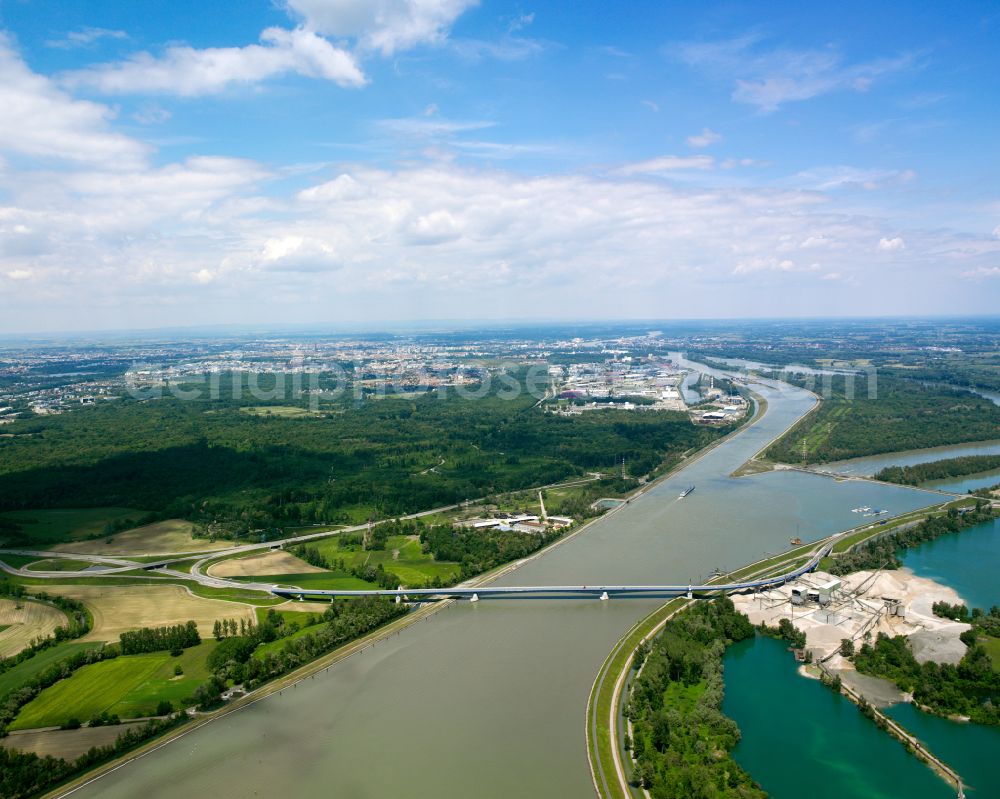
(822, 440, 1000, 478)
(71, 377, 946, 799)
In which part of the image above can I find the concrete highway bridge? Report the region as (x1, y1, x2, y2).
(270, 542, 834, 602)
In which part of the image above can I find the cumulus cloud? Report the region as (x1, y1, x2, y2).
(878, 236, 906, 251)
(0, 34, 147, 167)
(62, 27, 366, 96)
(686, 128, 722, 148)
(613, 155, 714, 175)
(283, 0, 477, 56)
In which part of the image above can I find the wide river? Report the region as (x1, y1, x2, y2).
(72, 375, 947, 799)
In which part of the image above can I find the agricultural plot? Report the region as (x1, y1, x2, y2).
(0, 722, 146, 761)
(10, 642, 216, 730)
(0, 597, 68, 658)
(41, 584, 256, 642)
(59, 519, 229, 556)
(0, 642, 102, 699)
(207, 550, 324, 578)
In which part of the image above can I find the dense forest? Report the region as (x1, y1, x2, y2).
(874, 455, 1000, 486)
(0, 374, 723, 544)
(765, 374, 1000, 463)
(625, 598, 765, 798)
(852, 632, 999, 725)
(827, 502, 996, 575)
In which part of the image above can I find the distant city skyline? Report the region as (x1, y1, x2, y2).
(1, 0, 999, 332)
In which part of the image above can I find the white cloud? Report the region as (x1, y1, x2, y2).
(686, 128, 722, 148)
(878, 236, 906, 251)
(671, 34, 916, 112)
(961, 266, 1000, 279)
(284, 0, 477, 56)
(613, 155, 714, 175)
(792, 166, 915, 191)
(378, 117, 495, 137)
(63, 27, 365, 96)
(47, 27, 128, 49)
(0, 34, 148, 168)
(641, 100, 660, 113)
(4, 268, 34, 281)
(993, 224, 1000, 240)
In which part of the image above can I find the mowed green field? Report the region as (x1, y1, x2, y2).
(11, 641, 216, 730)
(0, 507, 149, 546)
(24, 558, 96, 572)
(310, 535, 460, 585)
(982, 635, 1000, 669)
(234, 572, 376, 591)
(0, 641, 103, 699)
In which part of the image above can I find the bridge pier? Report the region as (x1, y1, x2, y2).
(600, 591, 609, 601)
(470, 593, 479, 602)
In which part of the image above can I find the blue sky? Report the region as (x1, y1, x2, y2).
(0, 0, 998, 332)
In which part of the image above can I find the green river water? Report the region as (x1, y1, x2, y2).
(723, 519, 1000, 799)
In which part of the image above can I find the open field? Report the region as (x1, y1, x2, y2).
(1, 723, 146, 761)
(0, 641, 102, 699)
(0, 597, 68, 658)
(982, 635, 1000, 669)
(24, 558, 98, 572)
(308, 534, 461, 585)
(11, 641, 216, 730)
(42, 584, 257, 642)
(207, 550, 325, 578)
(0, 507, 148, 547)
(59, 519, 230, 556)
(239, 406, 320, 417)
(236, 572, 375, 591)
(0, 554, 42, 569)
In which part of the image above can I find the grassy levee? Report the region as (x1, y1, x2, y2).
(586, 546, 821, 799)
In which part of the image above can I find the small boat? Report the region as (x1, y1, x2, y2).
(679, 486, 695, 498)
(790, 537, 802, 546)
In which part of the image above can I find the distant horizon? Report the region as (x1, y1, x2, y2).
(2, 312, 999, 344)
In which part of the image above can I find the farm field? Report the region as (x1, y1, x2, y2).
(0, 722, 146, 761)
(0, 507, 148, 547)
(41, 584, 256, 642)
(0, 597, 68, 658)
(308, 535, 461, 585)
(59, 519, 229, 556)
(207, 550, 324, 578)
(0, 641, 103, 699)
(10, 641, 216, 730)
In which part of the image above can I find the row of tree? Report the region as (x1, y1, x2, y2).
(827, 502, 996, 575)
(0, 713, 188, 799)
(875, 454, 1000, 486)
(119, 621, 200, 655)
